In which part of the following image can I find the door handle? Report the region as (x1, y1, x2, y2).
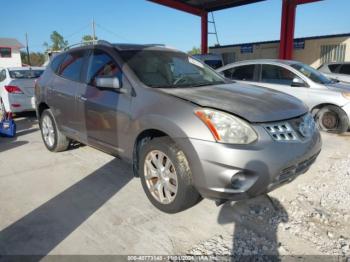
(79, 96, 87, 101)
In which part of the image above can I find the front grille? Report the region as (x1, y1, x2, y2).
(263, 122, 299, 142)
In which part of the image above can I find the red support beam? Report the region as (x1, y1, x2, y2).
(201, 12, 208, 54)
(279, 0, 322, 60)
(148, 0, 203, 16)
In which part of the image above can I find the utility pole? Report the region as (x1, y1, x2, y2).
(25, 33, 31, 67)
(92, 18, 96, 41)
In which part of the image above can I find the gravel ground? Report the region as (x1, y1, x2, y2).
(188, 136, 350, 258)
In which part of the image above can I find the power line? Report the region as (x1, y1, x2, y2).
(95, 23, 131, 42)
(64, 24, 90, 40)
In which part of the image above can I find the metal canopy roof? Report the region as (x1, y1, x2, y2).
(163, 0, 265, 12)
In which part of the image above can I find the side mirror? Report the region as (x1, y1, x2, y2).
(291, 77, 306, 87)
(95, 77, 121, 90)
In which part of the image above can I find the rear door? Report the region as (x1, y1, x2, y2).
(48, 50, 87, 138)
(76, 48, 132, 153)
(221, 64, 258, 85)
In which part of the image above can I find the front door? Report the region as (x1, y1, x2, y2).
(76, 48, 131, 154)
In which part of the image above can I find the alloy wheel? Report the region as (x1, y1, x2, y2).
(42, 115, 55, 147)
(144, 150, 178, 204)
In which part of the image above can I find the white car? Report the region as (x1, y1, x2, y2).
(318, 62, 350, 84)
(217, 59, 350, 133)
(0, 67, 44, 119)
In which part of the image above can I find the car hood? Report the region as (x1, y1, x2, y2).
(158, 83, 308, 123)
(325, 82, 350, 92)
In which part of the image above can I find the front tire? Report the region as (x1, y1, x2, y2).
(139, 137, 201, 213)
(40, 109, 70, 152)
(315, 105, 349, 134)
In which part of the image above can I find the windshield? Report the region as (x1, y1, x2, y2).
(9, 69, 44, 79)
(120, 50, 226, 88)
(291, 63, 333, 85)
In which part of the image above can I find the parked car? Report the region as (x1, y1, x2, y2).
(217, 59, 350, 134)
(192, 53, 224, 69)
(318, 62, 350, 84)
(0, 67, 45, 119)
(35, 42, 321, 213)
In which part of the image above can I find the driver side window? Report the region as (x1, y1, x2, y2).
(261, 64, 300, 86)
(87, 50, 121, 86)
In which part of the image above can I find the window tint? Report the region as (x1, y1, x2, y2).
(0, 70, 6, 82)
(87, 50, 121, 86)
(58, 51, 85, 82)
(328, 64, 340, 73)
(50, 54, 65, 73)
(261, 65, 297, 85)
(231, 65, 255, 81)
(339, 65, 350, 75)
(0, 47, 11, 58)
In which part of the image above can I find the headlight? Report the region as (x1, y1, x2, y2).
(342, 92, 350, 100)
(195, 109, 257, 144)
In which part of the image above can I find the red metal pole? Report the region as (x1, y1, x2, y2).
(285, 0, 296, 59)
(279, 0, 288, 59)
(201, 11, 208, 54)
(279, 0, 297, 60)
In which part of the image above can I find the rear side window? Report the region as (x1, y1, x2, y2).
(339, 65, 350, 75)
(58, 51, 85, 82)
(229, 65, 255, 81)
(86, 50, 121, 86)
(50, 54, 65, 73)
(261, 64, 296, 85)
(328, 64, 340, 73)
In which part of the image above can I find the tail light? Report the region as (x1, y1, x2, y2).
(4, 85, 23, 94)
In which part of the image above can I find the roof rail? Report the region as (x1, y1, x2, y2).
(64, 40, 113, 51)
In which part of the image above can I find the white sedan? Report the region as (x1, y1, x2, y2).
(0, 67, 44, 119)
(217, 59, 350, 133)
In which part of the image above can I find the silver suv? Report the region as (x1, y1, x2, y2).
(35, 41, 321, 213)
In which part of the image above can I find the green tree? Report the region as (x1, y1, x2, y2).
(47, 31, 68, 51)
(21, 51, 46, 66)
(188, 46, 201, 55)
(82, 35, 97, 42)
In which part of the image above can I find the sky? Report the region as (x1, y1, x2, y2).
(1, 0, 349, 53)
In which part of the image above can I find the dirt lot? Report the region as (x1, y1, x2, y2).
(0, 113, 349, 257)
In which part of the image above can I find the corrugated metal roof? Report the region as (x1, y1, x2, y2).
(0, 38, 24, 48)
(172, 0, 265, 11)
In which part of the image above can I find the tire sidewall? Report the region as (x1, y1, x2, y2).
(40, 109, 59, 152)
(139, 138, 195, 213)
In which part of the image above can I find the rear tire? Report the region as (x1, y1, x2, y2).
(0, 98, 6, 121)
(139, 137, 201, 213)
(40, 109, 70, 152)
(315, 105, 349, 134)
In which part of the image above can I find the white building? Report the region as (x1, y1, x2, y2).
(0, 38, 24, 68)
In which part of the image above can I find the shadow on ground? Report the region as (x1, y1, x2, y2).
(217, 160, 289, 260)
(0, 158, 133, 256)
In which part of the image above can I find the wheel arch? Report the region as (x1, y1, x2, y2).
(132, 128, 173, 177)
(37, 102, 50, 119)
(311, 103, 342, 116)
